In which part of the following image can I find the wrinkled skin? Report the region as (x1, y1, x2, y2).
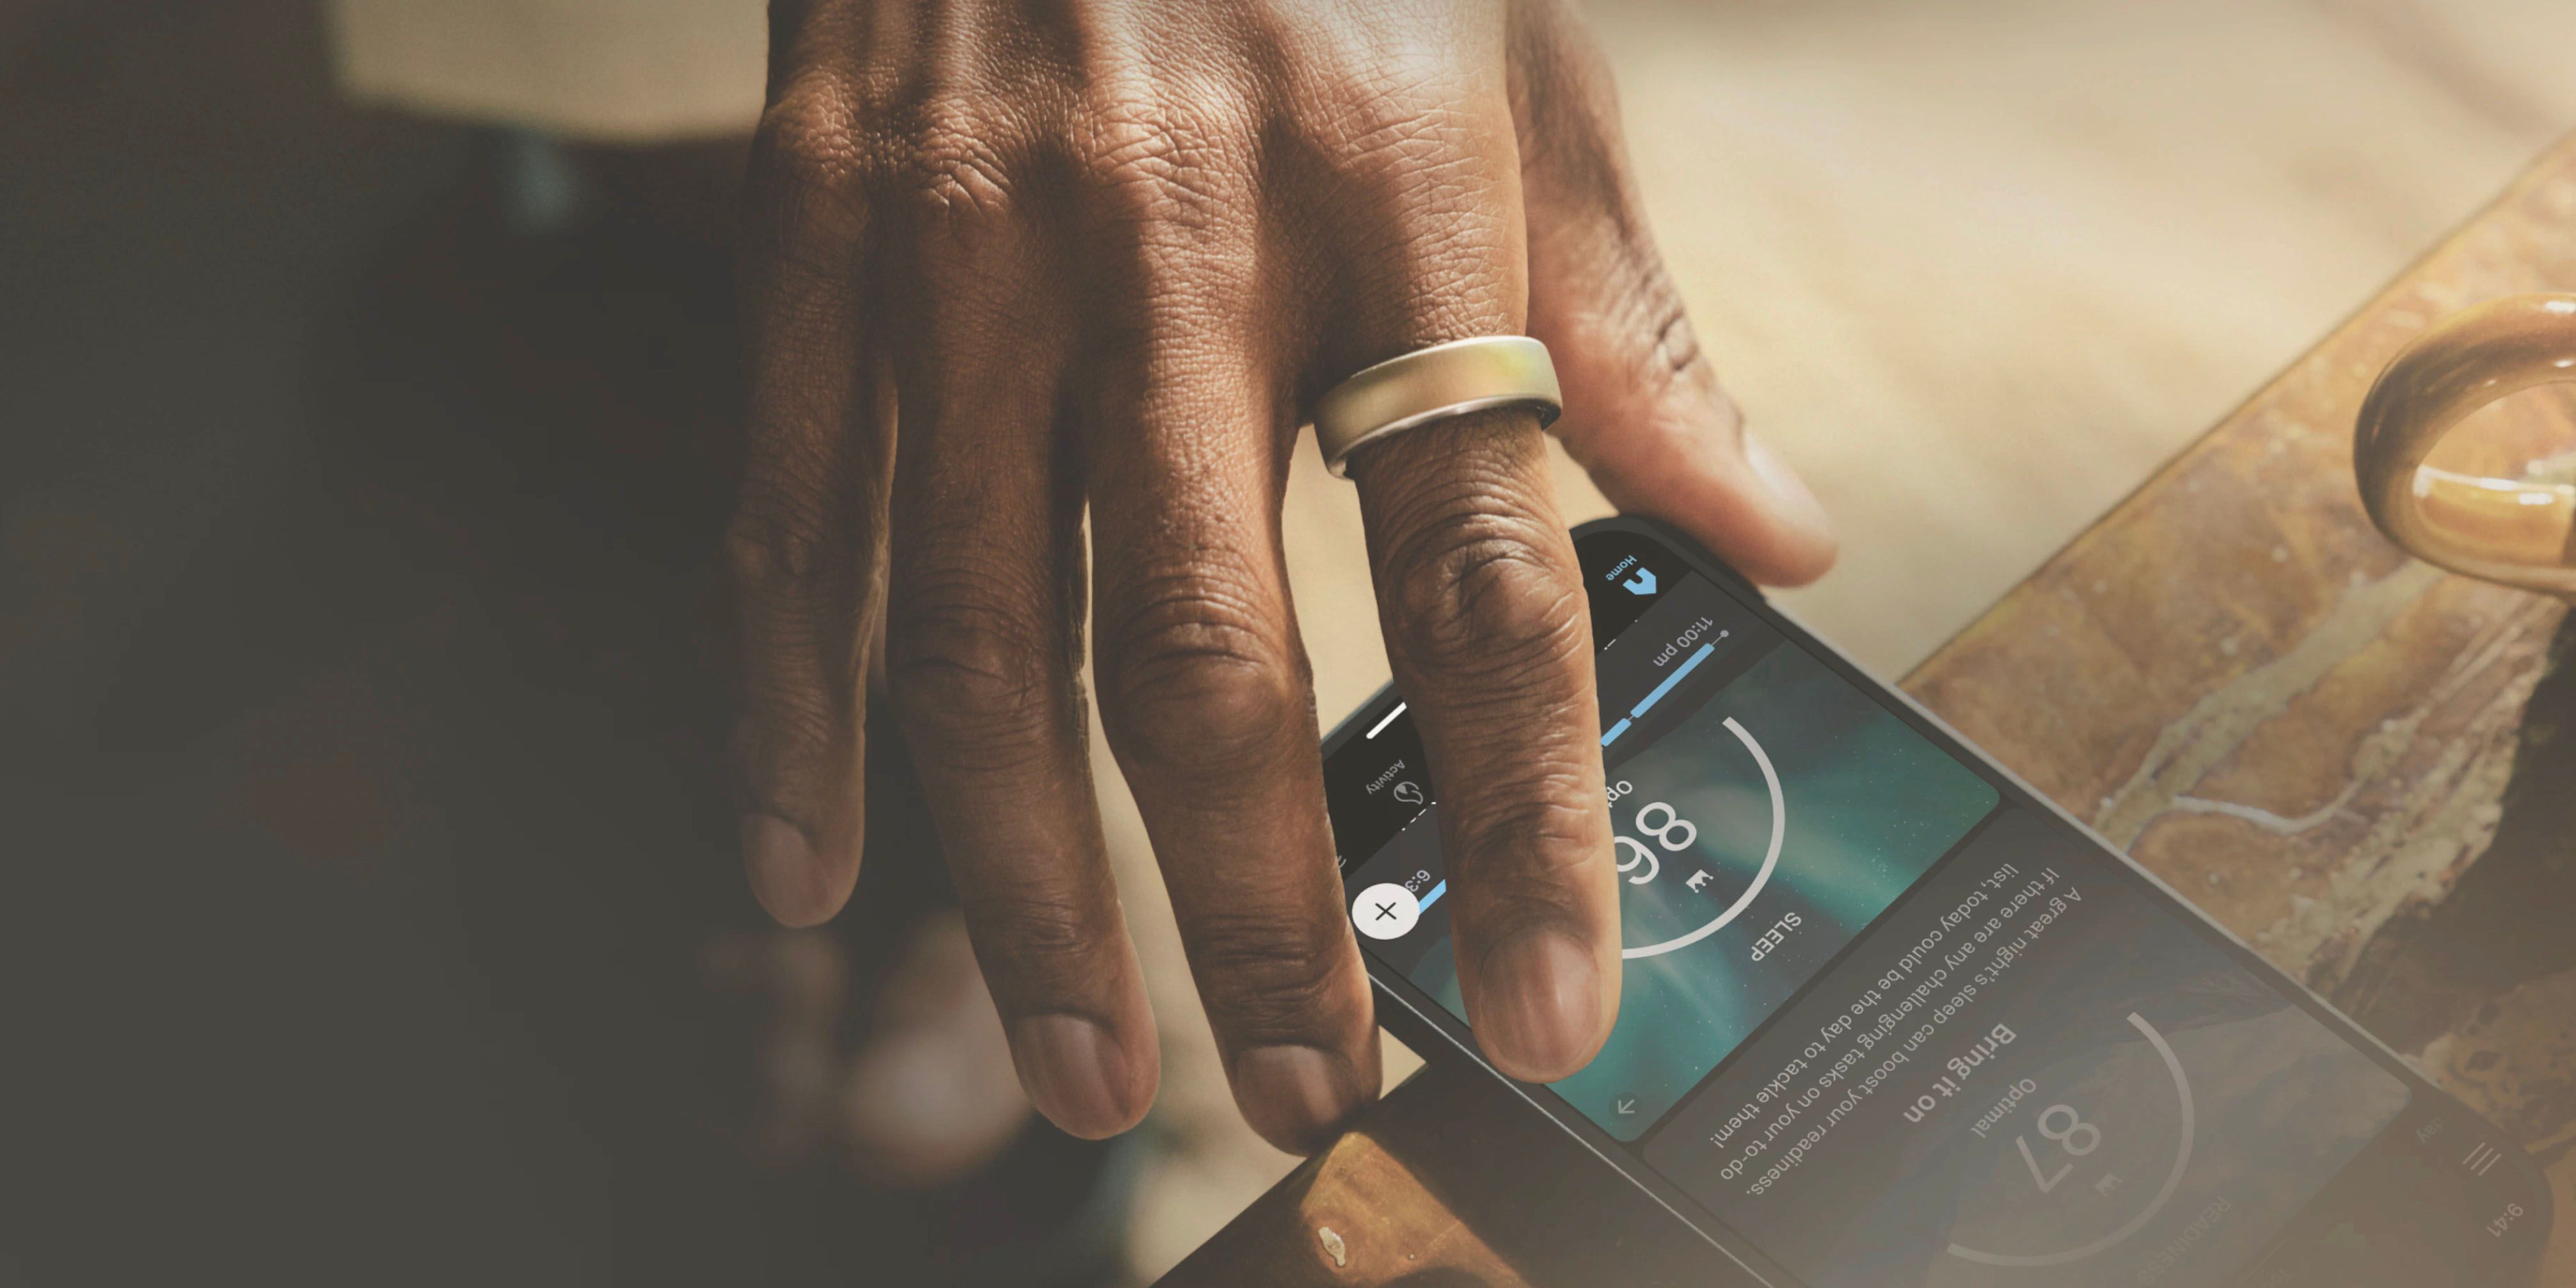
(729, 0, 1836, 1155)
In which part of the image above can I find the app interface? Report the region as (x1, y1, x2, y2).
(1329, 545, 2416, 1287)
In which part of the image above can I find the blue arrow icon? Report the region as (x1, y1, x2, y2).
(1623, 568, 1657, 596)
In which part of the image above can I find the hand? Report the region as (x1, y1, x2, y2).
(729, 0, 1835, 1154)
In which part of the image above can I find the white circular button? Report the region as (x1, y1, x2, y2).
(1352, 882, 1421, 941)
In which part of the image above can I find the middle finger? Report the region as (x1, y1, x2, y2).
(1076, 138, 1381, 1158)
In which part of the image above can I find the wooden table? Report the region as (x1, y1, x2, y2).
(1161, 136, 2576, 1287)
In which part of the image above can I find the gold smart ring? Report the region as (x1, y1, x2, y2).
(1310, 336, 1564, 479)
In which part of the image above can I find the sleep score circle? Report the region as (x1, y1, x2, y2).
(1353, 882, 1420, 940)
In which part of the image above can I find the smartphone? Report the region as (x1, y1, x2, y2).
(1323, 516, 2550, 1287)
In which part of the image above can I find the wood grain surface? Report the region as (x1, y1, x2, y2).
(1161, 136, 2576, 1288)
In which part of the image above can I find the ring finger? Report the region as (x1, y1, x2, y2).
(1312, 44, 1623, 1084)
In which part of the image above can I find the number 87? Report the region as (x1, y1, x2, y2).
(2017, 1103, 2102, 1193)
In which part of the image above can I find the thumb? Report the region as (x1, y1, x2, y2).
(1511, 5, 1836, 587)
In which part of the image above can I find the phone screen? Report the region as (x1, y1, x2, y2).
(1324, 521, 2548, 1287)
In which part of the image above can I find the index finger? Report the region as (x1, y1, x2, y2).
(1348, 410, 1620, 1083)
(726, 80, 891, 926)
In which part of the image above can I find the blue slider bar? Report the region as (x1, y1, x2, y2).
(1600, 640, 1718, 749)
(1417, 879, 1447, 913)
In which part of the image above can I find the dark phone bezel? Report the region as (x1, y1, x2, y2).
(1323, 513, 2551, 1287)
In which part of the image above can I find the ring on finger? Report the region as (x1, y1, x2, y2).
(1309, 336, 1563, 479)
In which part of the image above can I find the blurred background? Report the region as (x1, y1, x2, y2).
(8, 0, 2576, 1283)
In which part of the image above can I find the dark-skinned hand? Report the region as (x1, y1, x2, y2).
(729, 0, 1836, 1155)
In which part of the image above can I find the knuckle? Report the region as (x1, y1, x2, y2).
(733, 674, 843, 777)
(725, 488, 864, 781)
(723, 484, 843, 592)
(1575, 236, 1698, 376)
(726, 529, 859, 782)
(1184, 907, 1350, 1037)
(1573, 291, 1705, 420)
(754, 76, 877, 238)
(1381, 504, 1586, 685)
(1098, 574, 1305, 777)
(1445, 782, 1603, 888)
(1075, 98, 1177, 185)
(960, 887, 1099, 983)
(905, 97, 1020, 229)
(883, 584, 1067, 763)
(1646, 300, 1706, 381)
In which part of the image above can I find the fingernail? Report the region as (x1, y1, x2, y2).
(1744, 432, 1833, 536)
(1477, 929, 1605, 1082)
(1010, 1014, 1140, 1140)
(1231, 1045, 1369, 1154)
(740, 813, 831, 927)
